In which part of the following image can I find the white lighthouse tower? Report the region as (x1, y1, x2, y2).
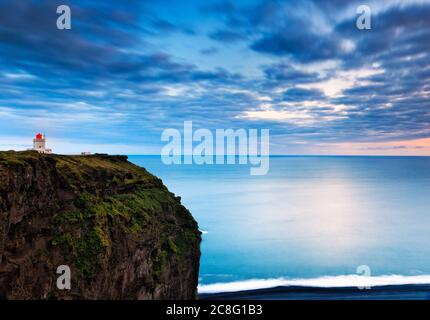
(33, 133, 52, 154)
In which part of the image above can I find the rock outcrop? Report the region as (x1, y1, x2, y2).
(0, 151, 201, 299)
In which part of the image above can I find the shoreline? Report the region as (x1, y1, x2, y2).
(199, 284, 430, 300)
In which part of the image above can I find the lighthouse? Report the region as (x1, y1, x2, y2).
(33, 133, 52, 154)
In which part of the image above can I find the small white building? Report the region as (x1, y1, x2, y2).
(33, 133, 52, 154)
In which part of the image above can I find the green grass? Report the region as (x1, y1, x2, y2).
(50, 187, 175, 279)
(51, 233, 72, 246)
(54, 210, 83, 224)
(73, 230, 104, 278)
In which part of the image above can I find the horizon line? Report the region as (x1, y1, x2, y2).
(3, 150, 430, 158)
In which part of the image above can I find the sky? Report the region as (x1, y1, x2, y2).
(0, 0, 429, 155)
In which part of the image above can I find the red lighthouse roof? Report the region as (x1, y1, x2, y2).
(36, 133, 43, 139)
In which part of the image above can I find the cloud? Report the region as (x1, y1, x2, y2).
(149, 18, 195, 35)
(283, 88, 326, 101)
(262, 63, 320, 83)
(237, 103, 314, 123)
(0, 0, 430, 154)
(200, 47, 219, 55)
(298, 67, 385, 97)
(209, 29, 248, 43)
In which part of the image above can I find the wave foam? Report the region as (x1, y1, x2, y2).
(198, 274, 430, 294)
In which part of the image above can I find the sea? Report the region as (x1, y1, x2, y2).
(129, 155, 430, 299)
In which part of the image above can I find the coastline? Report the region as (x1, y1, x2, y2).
(198, 275, 430, 300)
(199, 284, 430, 300)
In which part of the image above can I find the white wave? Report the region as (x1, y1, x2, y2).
(198, 274, 430, 294)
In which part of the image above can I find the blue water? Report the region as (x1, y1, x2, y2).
(129, 156, 430, 290)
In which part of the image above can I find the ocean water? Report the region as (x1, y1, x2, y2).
(129, 156, 430, 293)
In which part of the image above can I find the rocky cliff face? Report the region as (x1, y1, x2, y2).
(0, 151, 201, 300)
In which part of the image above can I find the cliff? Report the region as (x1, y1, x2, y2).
(0, 151, 201, 299)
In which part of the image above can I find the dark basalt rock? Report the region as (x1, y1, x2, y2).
(0, 151, 201, 300)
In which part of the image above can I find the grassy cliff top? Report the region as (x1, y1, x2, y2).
(0, 151, 142, 174)
(0, 150, 161, 190)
